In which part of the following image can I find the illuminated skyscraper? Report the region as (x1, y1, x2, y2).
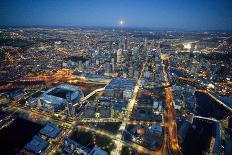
(124, 38, 128, 50)
(189, 43, 196, 69)
(117, 49, 123, 63)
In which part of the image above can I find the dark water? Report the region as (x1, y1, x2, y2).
(170, 68, 185, 77)
(181, 91, 231, 155)
(195, 91, 231, 120)
(0, 118, 43, 155)
(182, 119, 214, 155)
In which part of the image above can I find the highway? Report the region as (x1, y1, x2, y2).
(1, 56, 185, 155)
(3, 58, 167, 155)
(0, 114, 17, 131)
(161, 55, 182, 155)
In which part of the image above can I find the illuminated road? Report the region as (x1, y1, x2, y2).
(75, 125, 155, 155)
(1, 57, 184, 155)
(161, 55, 182, 155)
(2, 81, 157, 155)
(173, 70, 231, 96)
(112, 60, 147, 155)
(3, 101, 156, 155)
(77, 118, 162, 126)
(3, 103, 77, 154)
(0, 69, 110, 90)
(0, 114, 17, 131)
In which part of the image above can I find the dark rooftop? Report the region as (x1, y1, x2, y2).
(24, 135, 48, 154)
(39, 123, 62, 138)
(47, 88, 74, 99)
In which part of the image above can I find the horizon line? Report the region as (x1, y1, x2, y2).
(0, 25, 232, 32)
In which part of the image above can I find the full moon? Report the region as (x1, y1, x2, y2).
(119, 20, 125, 26)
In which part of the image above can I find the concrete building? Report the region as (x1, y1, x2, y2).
(117, 49, 123, 63)
(123, 89, 133, 100)
(63, 137, 91, 155)
(90, 147, 108, 155)
(10, 90, 24, 101)
(84, 104, 96, 118)
(62, 137, 107, 155)
(99, 106, 111, 118)
(104, 78, 136, 101)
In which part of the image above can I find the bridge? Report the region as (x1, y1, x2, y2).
(81, 87, 105, 101)
(194, 115, 218, 122)
(73, 87, 105, 107)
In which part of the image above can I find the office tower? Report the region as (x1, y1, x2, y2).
(117, 49, 123, 63)
(66, 92, 74, 116)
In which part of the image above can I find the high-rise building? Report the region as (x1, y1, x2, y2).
(111, 58, 115, 73)
(189, 43, 196, 68)
(85, 60, 90, 69)
(144, 38, 148, 50)
(104, 62, 111, 73)
(124, 38, 128, 50)
(117, 49, 123, 63)
(66, 92, 75, 116)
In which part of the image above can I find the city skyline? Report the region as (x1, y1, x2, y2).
(1, 0, 232, 30)
(0, 1, 231, 155)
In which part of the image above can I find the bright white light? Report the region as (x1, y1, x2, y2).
(183, 43, 191, 50)
(118, 20, 125, 26)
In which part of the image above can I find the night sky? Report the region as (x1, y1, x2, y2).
(1, 0, 232, 30)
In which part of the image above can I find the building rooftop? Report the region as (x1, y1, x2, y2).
(47, 88, 74, 99)
(105, 77, 136, 90)
(73, 72, 112, 79)
(151, 123, 162, 134)
(24, 135, 48, 154)
(57, 84, 82, 93)
(63, 137, 91, 154)
(39, 123, 62, 138)
(98, 97, 111, 103)
(90, 146, 108, 155)
(40, 94, 64, 106)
